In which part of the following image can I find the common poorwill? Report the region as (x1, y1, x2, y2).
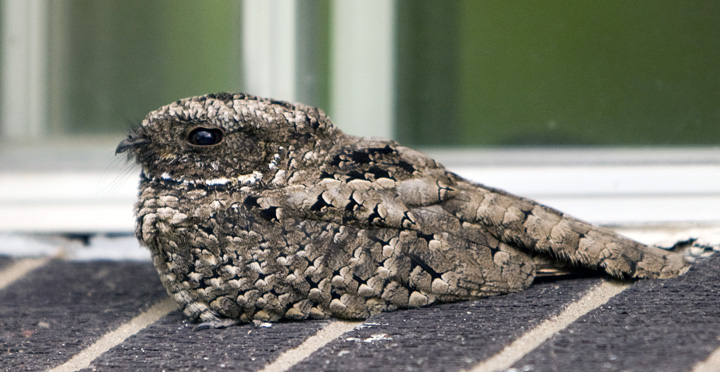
(117, 93, 689, 327)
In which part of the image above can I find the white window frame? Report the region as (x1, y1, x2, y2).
(1, 0, 47, 139)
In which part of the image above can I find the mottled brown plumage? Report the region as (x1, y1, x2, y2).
(117, 93, 689, 327)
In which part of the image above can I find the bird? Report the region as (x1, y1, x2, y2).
(116, 92, 689, 328)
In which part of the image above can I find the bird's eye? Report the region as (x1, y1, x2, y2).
(187, 127, 224, 146)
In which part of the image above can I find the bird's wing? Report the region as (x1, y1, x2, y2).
(257, 140, 536, 301)
(440, 174, 689, 279)
(263, 138, 459, 231)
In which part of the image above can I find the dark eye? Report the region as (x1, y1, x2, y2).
(187, 127, 224, 146)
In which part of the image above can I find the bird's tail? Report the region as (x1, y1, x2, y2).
(448, 181, 694, 279)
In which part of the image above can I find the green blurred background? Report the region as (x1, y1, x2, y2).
(28, 0, 720, 146)
(397, 0, 720, 146)
(45, 0, 244, 134)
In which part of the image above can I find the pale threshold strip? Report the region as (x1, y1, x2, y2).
(468, 280, 631, 372)
(48, 297, 177, 372)
(0, 256, 53, 290)
(691, 345, 720, 372)
(257, 320, 362, 372)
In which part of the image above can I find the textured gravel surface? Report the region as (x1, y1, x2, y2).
(290, 278, 600, 372)
(0, 261, 165, 371)
(513, 253, 720, 372)
(81, 312, 328, 372)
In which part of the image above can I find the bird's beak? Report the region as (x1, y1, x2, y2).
(116, 135, 150, 154)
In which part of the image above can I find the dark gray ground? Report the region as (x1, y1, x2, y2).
(513, 253, 720, 372)
(0, 256, 11, 270)
(0, 252, 718, 372)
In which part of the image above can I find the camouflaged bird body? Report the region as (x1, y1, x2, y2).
(126, 93, 689, 325)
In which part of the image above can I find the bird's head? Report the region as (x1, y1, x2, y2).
(116, 93, 339, 187)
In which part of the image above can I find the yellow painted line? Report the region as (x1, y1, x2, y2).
(0, 257, 53, 290)
(48, 297, 177, 372)
(468, 280, 631, 372)
(258, 320, 362, 372)
(691, 344, 720, 372)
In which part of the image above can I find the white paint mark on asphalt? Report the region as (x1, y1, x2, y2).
(469, 280, 631, 372)
(257, 320, 362, 372)
(48, 297, 177, 372)
(692, 343, 720, 372)
(0, 256, 53, 290)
